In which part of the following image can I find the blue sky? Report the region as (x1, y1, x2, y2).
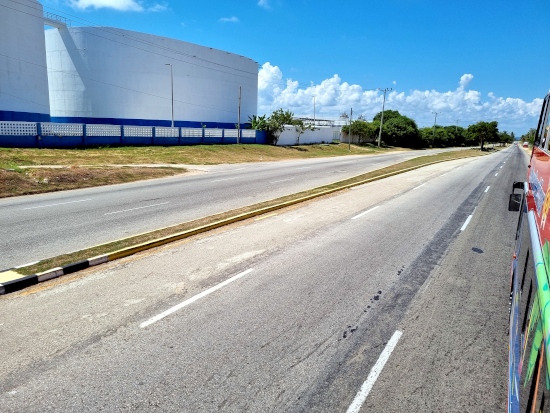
(42, 0, 549, 134)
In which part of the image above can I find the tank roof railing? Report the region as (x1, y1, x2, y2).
(43, 11, 69, 29)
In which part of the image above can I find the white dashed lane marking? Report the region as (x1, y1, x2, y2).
(352, 206, 380, 220)
(104, 202, 169, 216)
(346, 330, 403, 413)
(23, 198, 92, 210)
(461, 215, 473, 231)
(140, 269, 254, 328)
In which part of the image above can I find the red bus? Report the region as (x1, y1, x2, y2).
(509, 91, 550, 412)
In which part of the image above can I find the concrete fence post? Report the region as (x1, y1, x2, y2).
(36, 122, 42, 149)
(178, 127, 182, 146)
(120, 125, 124, 145)
(152, 126, 156, 146)
(83, 124, 87, 147)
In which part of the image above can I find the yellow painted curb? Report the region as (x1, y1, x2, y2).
(106, 154, 485, 262)
(12, 151, 489, 281)
(0, 270, 23, 284)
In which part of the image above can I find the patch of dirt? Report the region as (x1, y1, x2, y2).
(0, 166, 186, 198)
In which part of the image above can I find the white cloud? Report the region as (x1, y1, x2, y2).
(459, 73, 474, 89)
(258, 0, 269, 9)
(147, 3, 167, 11)
(69, 0, 166, 11)
(219, 16, 239, 22)
(258, 63, 543, 133)
(392, 80, 396, 85)
(70, 0, 143, 10)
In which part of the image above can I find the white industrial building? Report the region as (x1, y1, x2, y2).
(45, 27, 258, 127)
(0, 0, 258, 128)
(0, 0, 51, 122)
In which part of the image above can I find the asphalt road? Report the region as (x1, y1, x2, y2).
(0, 145, 526, 411)
(1, 147, 464, 269)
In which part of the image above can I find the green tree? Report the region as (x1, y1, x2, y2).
(419, 127, 434, 148)
(382, 115, 421, 147)
(467, 121, 499, 150)
(498, 131, 513, 146)
(521, 128, 536, 145)
(267, 109, 295, 145)
(294, 119, 317, 145)
(373, 110, 402, 124)
(341, 120, 379, 143)
(246, 115, 268, 131)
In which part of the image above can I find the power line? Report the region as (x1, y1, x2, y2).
(1, 0, 258, 83)
(4, 0, 383, 92)
(3, 1, 540, 125)
(0, 91, 50, 109)
(377, 88, 392, 147)
(0, 52, 238, 114)
(4, 0, 259, 77)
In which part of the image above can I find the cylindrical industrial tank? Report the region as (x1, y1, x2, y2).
(0, 0, 50, 121)
(45, 27, 258, 128)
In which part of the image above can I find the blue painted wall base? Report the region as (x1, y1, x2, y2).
(0, 130, 268, 148)
(0, 110, 50, 123)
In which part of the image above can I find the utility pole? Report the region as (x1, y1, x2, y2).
(313, 96, 316, 125)
(165, 64, 174, 127)
(238, 86, 241, 144)
(348, 108, 353, 152)
(432, 111, 441, 147)
(377, 88, 392, 147)
(455, 119, 461, 132)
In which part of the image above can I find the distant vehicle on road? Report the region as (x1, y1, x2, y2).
(523, 142, 529, 148)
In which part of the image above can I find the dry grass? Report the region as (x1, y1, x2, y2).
(0, 143, 408, 167)
(0, 166, 186, 198)
(16, 149, 486, 276)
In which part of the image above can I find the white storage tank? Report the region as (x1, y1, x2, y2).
(45, 27, 258, 128)
(0, 0, 50, 121)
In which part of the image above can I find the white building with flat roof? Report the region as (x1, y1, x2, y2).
(0, 0, 50, 122)
(44, 26, 258, 128)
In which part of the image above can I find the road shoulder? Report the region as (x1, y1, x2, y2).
(361, 147, 526, 411)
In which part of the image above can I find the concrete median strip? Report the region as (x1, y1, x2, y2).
(1, 151, 491, 295)
(0, 256, 111, 294)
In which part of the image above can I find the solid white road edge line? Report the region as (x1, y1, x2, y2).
(351, 206, 380, 220)
(485, 186, 490, 193)
(346, 330, 403, 413)
(440, 172, 448, 177)
(461, 215, 473, 231)
(140, 268, 254, 328)
(104, 202, 169, 216)
(23, 198, 92, 210)
(14, 261, 40, 269)
(413, 183, 426, 190)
